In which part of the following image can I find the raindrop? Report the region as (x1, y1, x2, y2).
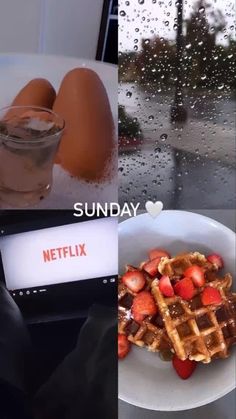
(160, 133, 168, 141)
(138, 0, 145, 4)
(126, 91, 132, 98)
(120, 10, 126, 16)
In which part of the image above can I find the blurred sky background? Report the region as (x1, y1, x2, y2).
(119, 0, 235, 51)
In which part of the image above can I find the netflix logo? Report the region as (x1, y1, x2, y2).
(43, 244, 87, 262)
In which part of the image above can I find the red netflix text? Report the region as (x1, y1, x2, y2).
(43, 244, 87, 262)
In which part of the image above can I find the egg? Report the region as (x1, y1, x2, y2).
(53, 68, 115, 181)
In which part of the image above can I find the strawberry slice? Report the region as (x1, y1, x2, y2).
(172, 355, 197, 379)
(174, 277, 195, 300)
(159, 275, 174, 297)
(143, 257, 161, 277)
(118, 334, 130, 359)
(148, 248, 170, 261)
(184, 265, 205, 288)
(207, 254, 224, 270)
(132, 291, 158, 323)
(201, 287, 222, 306)
(122, 270, 145, 293)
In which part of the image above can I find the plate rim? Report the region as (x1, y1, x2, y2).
(118, 210, 236, 238)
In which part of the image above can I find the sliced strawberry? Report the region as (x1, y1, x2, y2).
(148, 248, 170, 261)
(207, 254, 224, 270)
(159, 275, 174, 297)
(174, 277, 195, 300)
(201, 287, 222, 306)
(143, 257, 161, 277)
(132, 291, 158, 323)
(118, 334, 130, 359)
(122, 270, 145, 293)
(184, 265, 205, 288)
(172, 355, 197, 379)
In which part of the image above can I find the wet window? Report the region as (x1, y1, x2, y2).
(118, 0, 236, 208)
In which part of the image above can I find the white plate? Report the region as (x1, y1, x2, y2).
(118, 211, 236, 411)
(0, 53, 117, 208)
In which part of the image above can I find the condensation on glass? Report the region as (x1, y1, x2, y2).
(118, 0, 236, 209)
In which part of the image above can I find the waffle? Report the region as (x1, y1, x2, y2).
(118, 270, 171, 353)
(151, 273, 236, 363)
(158, 251, 215, 279)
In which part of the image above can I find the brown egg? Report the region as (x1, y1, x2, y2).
(5, 78, 56, 118)
(53, 68, 115, 181)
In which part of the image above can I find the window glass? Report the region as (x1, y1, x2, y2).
(119, 0, 235, 208)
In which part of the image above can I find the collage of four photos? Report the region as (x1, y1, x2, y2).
(0, 0, 235, 418)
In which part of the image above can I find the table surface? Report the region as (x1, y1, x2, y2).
(119, 209, 236, 419)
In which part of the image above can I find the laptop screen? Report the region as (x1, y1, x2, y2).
(0, 217, 117, 294)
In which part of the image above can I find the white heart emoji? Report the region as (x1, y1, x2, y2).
(145, 201, 163, 219)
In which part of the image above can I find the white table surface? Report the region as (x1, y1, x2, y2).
(119, 209, 236, 419)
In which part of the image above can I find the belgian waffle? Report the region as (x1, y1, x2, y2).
(158, 252, 215, 279)
(118, 269, 171, 353)
(151, 273, 236, 363)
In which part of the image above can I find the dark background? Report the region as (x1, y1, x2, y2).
(97, 0, 118, 64)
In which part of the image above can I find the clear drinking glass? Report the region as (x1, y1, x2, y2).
(0, 106, 65, 207)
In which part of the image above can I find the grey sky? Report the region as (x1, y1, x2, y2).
(119, 0, 235, 51)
